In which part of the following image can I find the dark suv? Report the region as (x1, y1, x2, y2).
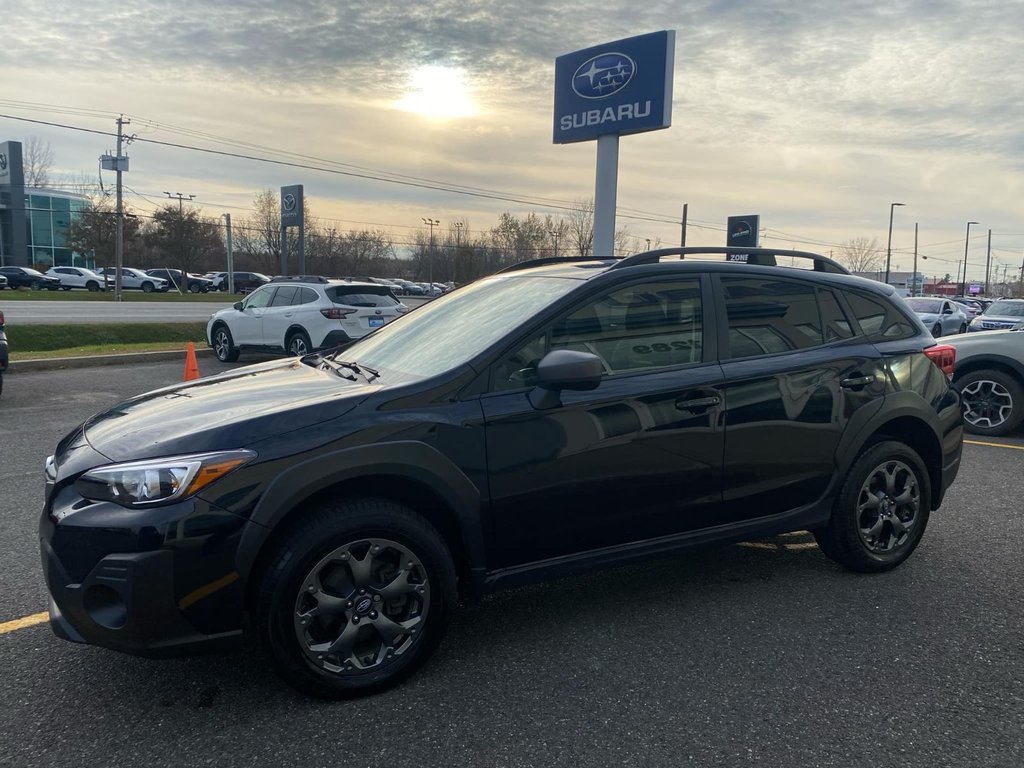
(40, 248, 963, 699)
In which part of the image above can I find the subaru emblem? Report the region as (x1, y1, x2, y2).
(572, 52, 636, 100)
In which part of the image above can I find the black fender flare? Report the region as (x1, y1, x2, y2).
(235, 441, 484, 581)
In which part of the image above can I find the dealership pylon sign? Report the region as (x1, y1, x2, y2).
(553, 31, 675, 257)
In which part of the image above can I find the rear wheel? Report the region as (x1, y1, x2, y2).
(212, 324, 240, 363)
(815, 441, 930, 573)
(957, 368, 1024, 436)
(287, 330, 312, 357)
(256, 498, 456, 699)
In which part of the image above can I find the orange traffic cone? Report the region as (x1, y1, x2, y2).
(183, 341, 201, 381)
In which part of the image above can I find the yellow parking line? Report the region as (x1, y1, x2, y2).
(0, 611, 48, 635)
(965, 439, 1024, 451)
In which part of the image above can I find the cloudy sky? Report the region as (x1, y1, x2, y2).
(3, 0, 1023, 283)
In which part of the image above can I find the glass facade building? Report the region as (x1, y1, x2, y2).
(24, 190, 90, 267)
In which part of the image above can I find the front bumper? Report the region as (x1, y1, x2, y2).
(40, 486, 249, 657)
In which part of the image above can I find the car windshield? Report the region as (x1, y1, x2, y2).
(985, 301, 1024, 317)
(345, 275, 581, 379)
(906, 298, 942, 312)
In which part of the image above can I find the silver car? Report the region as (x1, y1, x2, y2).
(944, 329, 1024, 436)
(967, 298, 1024, 333)
(904, 297, 967, 338)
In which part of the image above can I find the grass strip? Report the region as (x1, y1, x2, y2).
(7, 322, 207, 355)
(0, 289, 234, 302)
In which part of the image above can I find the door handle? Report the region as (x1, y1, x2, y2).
(840, 375, 875, 389)
(675, 395, 721, 410)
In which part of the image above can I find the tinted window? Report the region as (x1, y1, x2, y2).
(722, 278, 823, 358)
(846, 292, 916, 340)
(819, 289, 854, 341)
(327, 286, 398, 307)
(296, 287, 319, 305)
(270, 286, 298, 306)
(906, 298, 943, 313)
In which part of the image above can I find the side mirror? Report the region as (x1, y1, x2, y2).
(529, 349, 603, 409)
(942, 306, 953, 315)
(233, 301, 244, 311)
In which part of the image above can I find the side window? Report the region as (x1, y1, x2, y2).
(489, 279, 704, 391)
(296, 287, 319, 305)
(244, 286, 275, 309)
(818, 289, 854, 341)
(722, 277, 823, 358)
(845, 292, 916, 340)
(270, 286, 298, 306)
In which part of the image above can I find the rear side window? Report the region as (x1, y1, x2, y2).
(295, 287, 319, 305)
(722, 277, 824, 358)
(271, 286, 298, 306)
(327, 286, 398, 307)
(845, 292, 916, 340)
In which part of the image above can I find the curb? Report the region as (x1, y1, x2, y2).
(8, 347, 215, 373)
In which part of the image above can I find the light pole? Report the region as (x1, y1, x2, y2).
(884, 202, 905, 286)
(963, 221, 979, 296)
(548, 229, 561, 258)
(911, 223, 919, 297)
(422, 217, 439, 291)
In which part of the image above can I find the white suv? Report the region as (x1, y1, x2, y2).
(47, 266, 109, 292)
(206, 277, 409, 362)
(95, 267, 170, 293)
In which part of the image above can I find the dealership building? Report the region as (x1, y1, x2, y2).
(0, 139, 90, 268)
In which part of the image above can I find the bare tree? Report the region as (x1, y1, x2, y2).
(23, 137, 55, 188)
(836, 237, 882, 273)
(566, 198, 595, 257)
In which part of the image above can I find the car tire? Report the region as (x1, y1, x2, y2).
(30, 280, 42, 290)
(212, 324, 240, 363)
(815, 440, 930, 573)
(931, 323, 941, 338)
(255, 498, 457, 699)
(959, 323, 968, 334)
(189, 282, 201, 293)
(142, 282, 154, 293)
(86, 281, 100, 292)
(287, 330, 312, 357)
(956, 368, 1024, 437)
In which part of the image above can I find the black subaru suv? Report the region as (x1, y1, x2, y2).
(40, 248, 963, 698)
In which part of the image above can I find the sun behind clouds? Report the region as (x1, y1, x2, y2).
(396, 65, 477, 119)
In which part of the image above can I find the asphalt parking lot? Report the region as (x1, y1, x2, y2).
(1, 361, 1022, 768)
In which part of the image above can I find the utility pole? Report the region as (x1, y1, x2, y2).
(962, 221, 979, 296)
(165, 192, 195, 292)
(223, 213, 234, 294)
(912, 223, 918, 297)
(422, 217, 439, 291)
(984, 228, 992, 295)
(680, 202, 688, 247)
(548, 228, 561, 258)
(885, 202, 905, 286)
(114, 115, 131, 302)
(1018, 250, 1024, 297)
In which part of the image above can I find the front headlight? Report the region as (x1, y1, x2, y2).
(970, 316, 982, 326)
(75, 450, 255, 508)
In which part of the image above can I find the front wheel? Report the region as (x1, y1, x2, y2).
(212, 325, 240, 363)
(957, 369, 1024, 436)
(959, 323, 968, 334)
(141, 282, 154, 293)
(815, 441, 931, 573)
(86, 281, 100, 292)
(287, 330, 312, 357)
(31, 280, 42, 290)
(256, 499, 457, 699)
(931, 323, 942, 338)
(189, 282, 201, 293)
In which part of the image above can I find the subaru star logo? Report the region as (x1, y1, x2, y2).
(572, 52, 636, 100)
(282, 193, 296, 212)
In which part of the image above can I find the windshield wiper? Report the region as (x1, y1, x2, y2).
(318, 357, 358, 381)
(320, 349, 380, 381)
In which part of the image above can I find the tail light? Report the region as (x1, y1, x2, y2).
(924, 344, 956, 377)
(321, 307, 356, 320)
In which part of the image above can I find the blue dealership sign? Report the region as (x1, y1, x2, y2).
(553, 31, 675, 144)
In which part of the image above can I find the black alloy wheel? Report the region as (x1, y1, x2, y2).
(957, 369, 1024, 437)
(815, 440, 930, 572)
(212, 325, 239, 362)
(287, 330, 312, 357)
(931, 323, 942, 338)
(257, 498, 456, 699)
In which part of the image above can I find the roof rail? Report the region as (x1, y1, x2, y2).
(609, 247, 849, 275)
(269, 274, 330, 284)
(495, 256, 615, 274)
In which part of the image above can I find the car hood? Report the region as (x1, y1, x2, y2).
(81, 358, 375, 462)
(975, 313, 1024, 324)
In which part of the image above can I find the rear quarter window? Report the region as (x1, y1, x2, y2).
(845, 291, 917, 341)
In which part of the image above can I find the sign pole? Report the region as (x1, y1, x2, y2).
(593, 134, 619, 258)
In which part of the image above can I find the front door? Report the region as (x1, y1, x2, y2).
(481, 277, 725, 569)
(231, 285, 275, 345)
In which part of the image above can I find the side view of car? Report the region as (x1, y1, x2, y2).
(46, 266, 109, 292)
(214, 272, 271, 293)
(145, 269, 214, 293)
(206, 276, 408, 361)
(904, 296, 968, 337)
(943, 329, 1024, 436)
(0, 266, 61, 291)
(95, 267, 169, 293)
(43, 247, 962, 700)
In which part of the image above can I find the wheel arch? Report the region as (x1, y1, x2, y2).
(284, 324, 310, 348)
(952, 355, 1024, 385)
(237, 442, 486, 605)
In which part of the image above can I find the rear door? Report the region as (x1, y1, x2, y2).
(261, 285, 299, 348)
(717, 276, 887, 523)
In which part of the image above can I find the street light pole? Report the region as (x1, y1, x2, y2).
(963, 221, 980, 296)
(912, 222, 918, 297)
(885, 202, 905, 286)
(548, 229, 561, 258)
(422, 217, 439, 291)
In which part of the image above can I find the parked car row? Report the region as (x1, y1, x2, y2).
(0, 308, 7, 396)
